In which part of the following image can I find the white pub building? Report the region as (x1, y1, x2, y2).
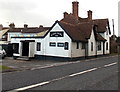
(10, 1, 111, 60)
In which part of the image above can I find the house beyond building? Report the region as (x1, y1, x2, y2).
(11, 1, 111, 60)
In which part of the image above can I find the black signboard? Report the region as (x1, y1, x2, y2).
(50, 32, 64, 37)
(49, 42, 56, 47)
(57, 43, 64, 47)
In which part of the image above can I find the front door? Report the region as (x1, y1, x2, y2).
(22, 42, 29, 56)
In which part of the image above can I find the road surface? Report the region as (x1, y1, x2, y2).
(2, 55, 119, 91)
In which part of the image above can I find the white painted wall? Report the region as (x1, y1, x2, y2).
(11, 38, 36, 57)
(88, 29, 97, 56)
(99, 26, 110, 54)
(71, 42, 85, 57)
(44, 23, 72, 57)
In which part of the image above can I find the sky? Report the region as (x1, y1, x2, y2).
(0, 0, 119, 36)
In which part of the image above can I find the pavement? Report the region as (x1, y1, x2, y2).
(1, 55, 118, 73)
(2, 55, 118, 91)
(1, 57, 71, 72)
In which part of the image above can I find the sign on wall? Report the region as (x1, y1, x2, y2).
(50, 32, 64, 37)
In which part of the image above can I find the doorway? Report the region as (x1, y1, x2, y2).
(22, 42, 29, 56)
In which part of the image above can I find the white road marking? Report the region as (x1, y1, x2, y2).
(8, 81, 50, 92)
(7, 62, 117, 92)
(69, 68, 97, 77)
(104, 62, 117, 67)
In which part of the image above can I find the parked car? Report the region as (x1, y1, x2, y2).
(0, 46, 6, 59)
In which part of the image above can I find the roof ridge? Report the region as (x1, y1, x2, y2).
(60, 21, 76, 26)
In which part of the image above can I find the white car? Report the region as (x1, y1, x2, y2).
(0, 46, 6, 59)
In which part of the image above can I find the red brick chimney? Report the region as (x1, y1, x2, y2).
(87, 10, 92, 20)
(72, 1, 79, 18)
(63, 12, 68, 18)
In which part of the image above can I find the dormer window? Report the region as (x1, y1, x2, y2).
(106, 30, 108, 35)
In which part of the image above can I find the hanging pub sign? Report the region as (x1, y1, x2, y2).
(50, 31, 64, 37)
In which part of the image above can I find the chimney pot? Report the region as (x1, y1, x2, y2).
(63, 12, 68, 18)
(39, 25, 43, 28)
(87, 10, 92, 20)
(72, 1, 79, 18)
(24, 24, 28, 28)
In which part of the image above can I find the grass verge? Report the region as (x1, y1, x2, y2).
(0, 65, 12, 71)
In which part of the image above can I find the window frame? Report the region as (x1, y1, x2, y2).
(91, 42, 93, 51)
(76, 42, 79, 49)
(82, 43, 85, 49)
(106, 42, 108, 50)
(64, 42, 69, 50)
(97, 42, 101, 51)
(37, 42, 41, 51)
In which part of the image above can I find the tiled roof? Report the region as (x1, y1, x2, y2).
(8, 27, 50, 33)
(92, 19, 111, 33)
(60, 14, 110, 42)
(96, 34, 106, 41)
(8, 28, 23, 32)
(21, 27, 50, 33)
(59, 21, 87, 42)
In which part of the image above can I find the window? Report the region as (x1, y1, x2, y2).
(91, 42, 93, 51)
(106, 42, 108, 50)
(106, 31, 108, 35)
(76, 42, 79, 49)
(64, 42, 69, 50)
(49, 42, 56, 47)
(97, 42, 101, 51)
(13, 43, 19, 53)
(82, 43, 85, 49)
(57, 43, 64, 47)
(37, 42, 41, 51)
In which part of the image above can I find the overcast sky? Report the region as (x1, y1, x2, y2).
(0, 0, 119, 36)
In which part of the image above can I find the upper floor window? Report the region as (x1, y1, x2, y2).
(106, 30, 108, 35)
(97, 42, 101, 51)
(91, 42, 93, 51)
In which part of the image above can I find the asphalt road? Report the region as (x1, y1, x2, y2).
(2, 55, 119, 91)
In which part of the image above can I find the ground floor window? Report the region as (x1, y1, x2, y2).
(76, 42, 79, 49)
(91, 42, 93, 51)
(106, 42, 108, 50)
(97, 42, 101, 51)
(13, 43, 19, 53)
(37, 42, 41, 51)
(82, 43, 85, 49)
(64, 42, 69, 50)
